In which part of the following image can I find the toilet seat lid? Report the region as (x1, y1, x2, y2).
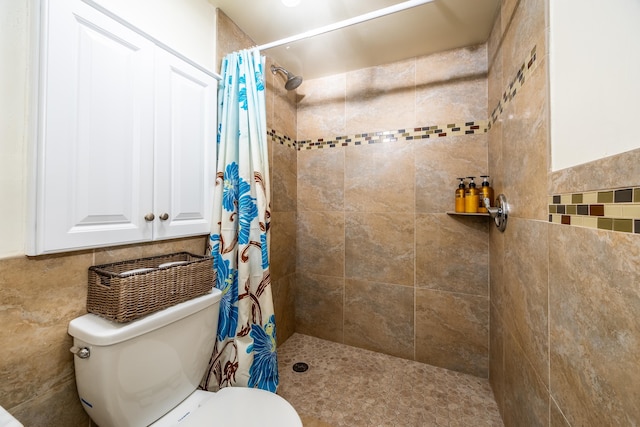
(180, 387, 302, 427)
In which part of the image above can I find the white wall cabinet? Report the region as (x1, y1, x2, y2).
(27, 0, 217, 255)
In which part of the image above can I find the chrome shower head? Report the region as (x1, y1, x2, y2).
(271, 65, 303, 90)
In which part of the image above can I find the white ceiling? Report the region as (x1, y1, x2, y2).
(209, 0, 501, 81)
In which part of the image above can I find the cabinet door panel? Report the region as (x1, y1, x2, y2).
(35, 1, 154, 253)
(154, 50, 216, 240)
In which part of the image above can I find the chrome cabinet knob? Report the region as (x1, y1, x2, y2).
(144, 213, 155, 222)
(159, 213, 169, 221)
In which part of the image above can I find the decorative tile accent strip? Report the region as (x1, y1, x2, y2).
(549, 187, 640, 234)
(296, 121, 489, 150)
(488, 46, 538, 129)
(268, 129, 297, 149)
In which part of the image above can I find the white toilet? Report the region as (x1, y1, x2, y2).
(68, 288, 302, 427)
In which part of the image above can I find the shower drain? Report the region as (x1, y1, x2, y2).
(292, 362, 309, 373)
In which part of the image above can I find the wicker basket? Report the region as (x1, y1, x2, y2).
(87, 252, 214, 323)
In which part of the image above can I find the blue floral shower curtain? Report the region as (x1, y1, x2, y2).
(201, 49, 277, 393)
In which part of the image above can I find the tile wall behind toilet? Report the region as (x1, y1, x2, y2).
(294, 44, 491, 378)
(0, 236, 209, 426)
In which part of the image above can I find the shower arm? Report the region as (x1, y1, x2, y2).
(483, 194, 509, 232)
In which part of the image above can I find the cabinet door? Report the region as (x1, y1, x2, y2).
(30, 0, 155, 254)
(153, 49, 216, 240)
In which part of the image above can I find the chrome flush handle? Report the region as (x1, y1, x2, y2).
(70, 346, 90, 359)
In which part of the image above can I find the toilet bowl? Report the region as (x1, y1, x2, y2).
(152, 388, 300, 427)
(68, 289, 301, 427)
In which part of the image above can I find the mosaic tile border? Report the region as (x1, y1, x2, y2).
(549, 188, 640, 233)
(268, 129, 297, 149)
(488, 46, 538, 129)
(270, 122, 489, 151)
(296, 121, 489, 150)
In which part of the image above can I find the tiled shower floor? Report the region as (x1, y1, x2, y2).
(277, 334, 504, 427)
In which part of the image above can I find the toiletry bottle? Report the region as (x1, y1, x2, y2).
(464, 176, 479, 213)
(455, 178, 466, 213)
(478, 175, 494, 213)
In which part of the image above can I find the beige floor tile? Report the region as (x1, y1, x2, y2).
(278, 334, 503, 427)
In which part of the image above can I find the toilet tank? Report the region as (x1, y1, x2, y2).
(68, 289, 221, 427)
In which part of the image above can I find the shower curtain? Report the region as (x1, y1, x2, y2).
(201, 49, 278, 393)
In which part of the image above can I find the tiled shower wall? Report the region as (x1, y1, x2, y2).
(293, 45, 492, 377)
(488, 0, 640, 426)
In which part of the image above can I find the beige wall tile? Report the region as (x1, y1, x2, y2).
(297, 211, 345, 278)
(345, 212, 414, 286)
(272, 68, 298, 139)
(297, 146, 344, 212)
(344, 141, 415, 213)
(501, 0, 519, 37)
(344, 279, 414, 360)
(12, 379, 88, 427)
(416, 77, 487, 125)
(489, 225, 506, 318)
(502, 55, 549, 221)
(414, 44, 488, 127)
(487, 12, 503, 97)
(489, 302, 506, 415)
(416, 289, 489, 377)
(549, 225, 640, 426)
(345, 59, 416, 134)
(503, 218, 549, 387)
(501, 0, 546, 88)
(295, 272, 344, 342)
(416, 213, 489, 296)
(0, 253, 92, 410)
(550, 147, 640, 195)
(265, 57, 277, 135)
(550, 398, 571, 427)
(488, 120, 504, 202)
(503, 331, 549, 427)
(215, 10, 254, 69)
(272, 274, 296, 345)
(415, 45, 488, 87)
(272, 141, 297, 213)
(296, 74, 346, 142)
(270, 211, 296, 281)
(415, 133, 489, 214)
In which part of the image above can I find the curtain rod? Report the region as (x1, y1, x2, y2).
(256, 0, 437, 51)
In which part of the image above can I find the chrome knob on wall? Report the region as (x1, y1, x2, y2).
(483, 194, 509, 232)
